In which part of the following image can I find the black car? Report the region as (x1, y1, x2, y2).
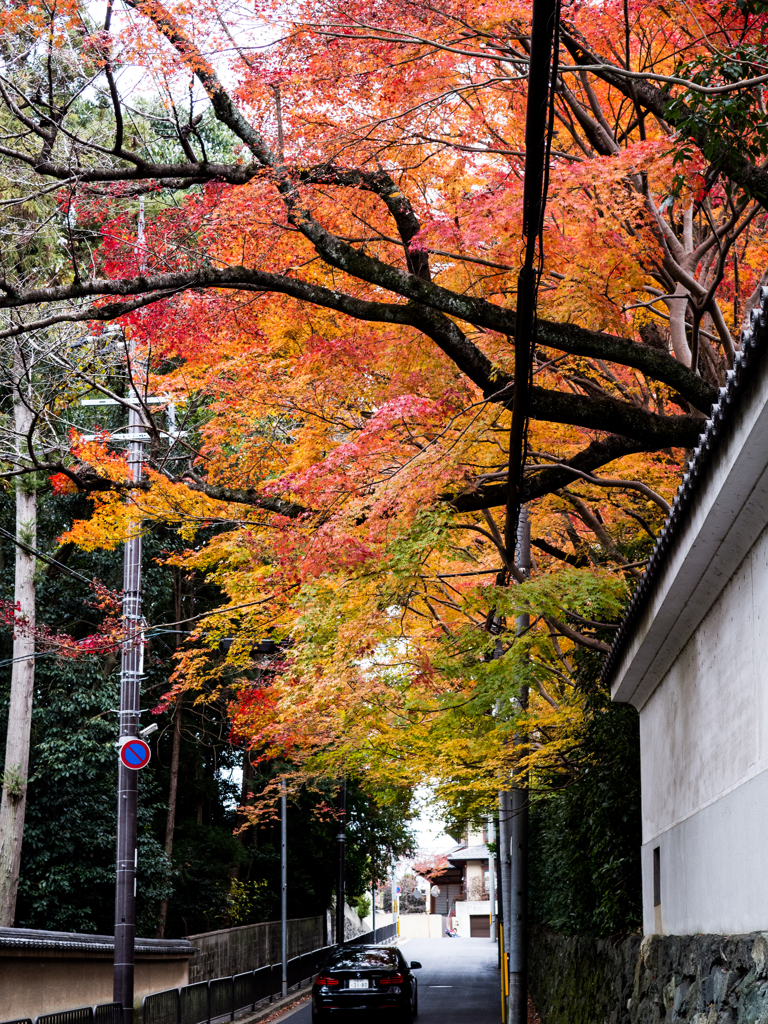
(312, 944, 421, 1022)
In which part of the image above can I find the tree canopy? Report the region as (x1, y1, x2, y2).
(1, 0, 767, 826)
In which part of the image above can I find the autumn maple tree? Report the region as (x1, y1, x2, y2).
(2, 0, 768, 814)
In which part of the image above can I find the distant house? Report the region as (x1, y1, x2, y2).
(423, 828, 494, 937)
(604, 298, 768, 936)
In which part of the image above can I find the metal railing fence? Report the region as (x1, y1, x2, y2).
(93, 1007, 122, 1024)
(140, 922, 397, 1024)
(0, 1005, 123, 1024)
(179, 981, 208, 1024)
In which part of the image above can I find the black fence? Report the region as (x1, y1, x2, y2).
(142, 922, 398, 1024)
(0, 1004, 122, 1024)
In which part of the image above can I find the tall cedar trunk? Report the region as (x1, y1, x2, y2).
(0, 347, 36, 926)
(155, 699, 182, 938)
(155, 569, 188, 938)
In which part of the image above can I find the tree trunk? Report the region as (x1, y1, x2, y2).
(0, 349, 37, 926)
(667, 281, 692, 367)
(155, 698, 182, 939)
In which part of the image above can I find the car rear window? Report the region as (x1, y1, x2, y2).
(327, 948, 398, 970)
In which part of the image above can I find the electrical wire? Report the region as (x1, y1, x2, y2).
(522, 0, 562, 495)
(0, 525, 101, 588)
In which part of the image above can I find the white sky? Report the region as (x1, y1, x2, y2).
(409, 786, 452, 854)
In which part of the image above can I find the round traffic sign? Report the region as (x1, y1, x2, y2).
(120, 737, 151, 770)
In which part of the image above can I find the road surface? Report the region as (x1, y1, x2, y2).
(278, 937, 501, 1024)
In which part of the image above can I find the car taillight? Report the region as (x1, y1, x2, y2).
(316, 975, 340, 986)
(379, 973, 404, 985)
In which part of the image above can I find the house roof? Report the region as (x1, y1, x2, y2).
(446, 844, 489, 863)
(603, 288, 768, 708)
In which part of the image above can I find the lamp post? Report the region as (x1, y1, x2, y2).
(335, 780, 346, 945)
(281, 779, 288, 998)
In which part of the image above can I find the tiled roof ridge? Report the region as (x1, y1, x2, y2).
(0, 926, 195, 955)
(601, 288, 768, 687)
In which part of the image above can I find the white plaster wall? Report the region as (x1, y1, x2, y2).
(454, 900, 491, 937)
(398, 914, 444, 939)
(465, 862, 484, 884)
(0, 952, 190, 1019)
(640, 519, 768, 932)
(641, 769, 768, 934)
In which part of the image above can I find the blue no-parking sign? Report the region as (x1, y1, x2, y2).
(119, 737, 151, 770)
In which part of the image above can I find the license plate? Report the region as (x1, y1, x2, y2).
(348, 979, 369, 990)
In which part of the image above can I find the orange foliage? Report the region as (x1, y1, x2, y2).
(16, 0, 768, 811)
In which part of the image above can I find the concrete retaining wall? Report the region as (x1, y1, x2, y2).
(187, 916, 325, 982)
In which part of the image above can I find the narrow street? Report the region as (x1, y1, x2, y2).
(281, 938, 501, 1024)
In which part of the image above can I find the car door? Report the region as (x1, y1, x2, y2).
(397, 950, 416, 1007)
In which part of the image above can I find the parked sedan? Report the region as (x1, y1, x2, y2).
(312, 944, 421, 1022)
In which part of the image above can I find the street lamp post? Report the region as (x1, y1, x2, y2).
(335, 780, 346, 945)
(281, 779, 288, 998)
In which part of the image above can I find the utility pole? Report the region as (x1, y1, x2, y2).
(509, 511, 531, 1024)
(113, 364, 145, 1023)
(114, 200, 147, 1024)
(500, 0, 559, 1004)
(391, 858, 396, 927)
(281, 779, 287, 998)
(372, 880, 376, 939)
(335, 780, 346, 945)
(487, 817, 497, 942)
(505, 0, 560, 550)
(498, 790, 512, 1021)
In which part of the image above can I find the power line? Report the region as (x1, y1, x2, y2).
(0, 526, 101, 588)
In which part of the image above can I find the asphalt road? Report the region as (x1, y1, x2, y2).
(279, 937, 501, 1024)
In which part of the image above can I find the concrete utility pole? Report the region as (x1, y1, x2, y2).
(498, 789, 512, 1017)
(509, 511, 531, 1024)
(391, 858, 396, 927)
(0, 342, 37, 927)
(114, 200, 147, 1024)
(281, 779, 287, 997)
(335, 780, 346, 945)
(505, 0, 560, 547)
(487, 817, 497, 942)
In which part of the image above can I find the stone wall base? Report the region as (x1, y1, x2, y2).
(529, 926, 768, 1024)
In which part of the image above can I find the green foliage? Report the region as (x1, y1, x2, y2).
(528, 684, 642, 936)
(0, 488, 415, 936)
(224, 769, 413, 934)
(355, 895, 371, 921)
(2, 764, 24, 798)
(667, 31, 768, 179)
